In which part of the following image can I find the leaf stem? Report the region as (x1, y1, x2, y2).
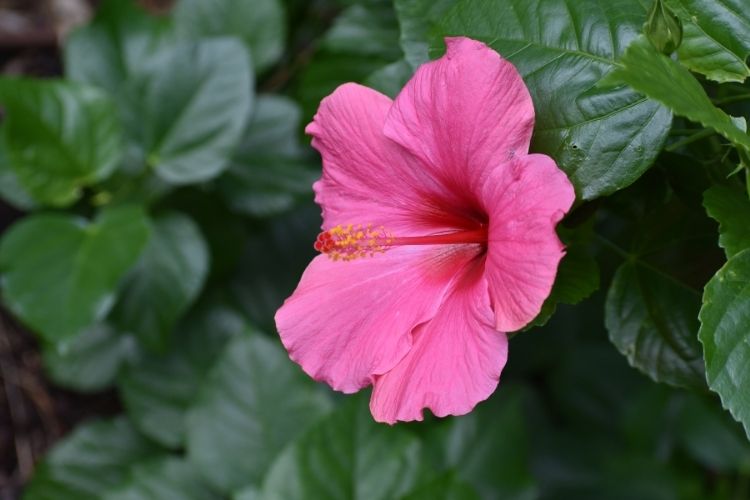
(665, 128, 715, 152)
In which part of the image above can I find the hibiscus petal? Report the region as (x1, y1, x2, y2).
(383, 36, 534, 200)
(307, 83, 449, 236)
(369, 266, 507, 424)
(275, 245, 481, 394)
(482, 154, 576, 332)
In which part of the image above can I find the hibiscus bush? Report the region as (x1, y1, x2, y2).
(3, 0, 750, 498)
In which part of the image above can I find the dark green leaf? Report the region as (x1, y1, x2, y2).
(218, 95, 317, 217)
(432, 0, 672, 200)
(699, 248, 750, 437)
(605, 261, 705, 389)
(431, 387, 537, 500)
(43, 324, 136, 393)
(666, 0, 750, 83)
(607, 36, 750, 152)
(0, 136, 35, 210)
(527, 224, 600, 329)
(229, 204, 320, 331)
(137, 38, 254, 184)
(703, 183, 750, 259)
(119, 298, 248, 448)
(260, 395, 421, 500)
(174, 0, 285, 72)
(364, 59, 413, 98)
(400, 473, 480, 500)
(0, 79, 122, 206)
(677, 393, 750, 472)
(394, 0, 455, 68)
(23, 417, 162, 500)
(103, 458, 221, 500)
(186, 334, 332, 492)
(0, 205, 150, 342)
(323, 4, 401, 59)
(110, 213, 209, 351)
(65, 0, 174, 94)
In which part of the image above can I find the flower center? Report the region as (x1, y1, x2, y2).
(314, 223, 488, 261)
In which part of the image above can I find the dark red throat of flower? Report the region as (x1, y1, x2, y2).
(314, 223, 488, 261)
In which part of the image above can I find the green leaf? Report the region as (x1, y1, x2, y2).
(0, 79, 122, 206)
(119, 298, 248, 448)
(23, 417, 162, 500)
(103, 458, 221, 500)
(605, 261, 706, 389)
(65, 0, 174, 94)
(109, 213, 209, 351)
(432, 0, 672, 200)
(323, 4, 401, 59)
(527, 224, 600, 329)
(394, 0, 455, 68)
(137, 38, 254, 184)
(607, 36, 750, 153)
(699, 248, 750, 438)
(0, 205, 150, 342)
(186, 334, 332, 492)
(260, 395, 421, 500)
(364, 59, 413, 98)
(42, 324, 136, 392)
(431, 387, 537, 500)
(666, 0, 750, 83)
(703, 183, 750, 259)
(677, 393, 750, 472)
(401, 473, 480, 500)
(217, 95, 318, 217)
(0, 136, 35, 210)
(174, 0, 285, 72)
(229, 205, 321, 331)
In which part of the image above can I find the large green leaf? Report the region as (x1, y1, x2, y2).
(0, 79, 122, 206)
(43, 324, 136, 393)
(607, 36, 750, 152)
(109, 213, 209, 351)
(527, 224, 600, 329)
(65, 0, 174, 95)
(260, 395, 421, 500)
(401, 473, 480, 500)
(699, 248, 750, 437)
(323, 4, 401, 59)
(186, 334, 332, 492)
(217, 95, 318, 217)
(0, 205, 150, 342)
(119, 298, 248, 448)
(432, 0, 672, 200)
(0, 136, 35, 210)
(136, 38, 254, 184)
(23, 417, 162, 500)
(703, 183, 750, 259)
(677, 393, 750, 472)
(430, 387, 537, 500)
(666, 0, 750, 83)
(174, 0, 285, 72)
(394, 0, 456, 68)
(103, 458, 221, 500)
(230, 204, 321, 331)
(605, 261, 705, 389)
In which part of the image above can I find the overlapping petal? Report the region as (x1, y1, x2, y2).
(308, 83, 455, 236)
(383, 37, 535, 204)
(275, 245, 482, 394)
(481, 154, 575, 331)
(369, 265, 507, 424)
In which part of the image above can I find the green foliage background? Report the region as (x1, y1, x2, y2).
(2, 0, 750, 498)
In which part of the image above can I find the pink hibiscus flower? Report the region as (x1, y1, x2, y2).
(275, 37, 575, 424)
